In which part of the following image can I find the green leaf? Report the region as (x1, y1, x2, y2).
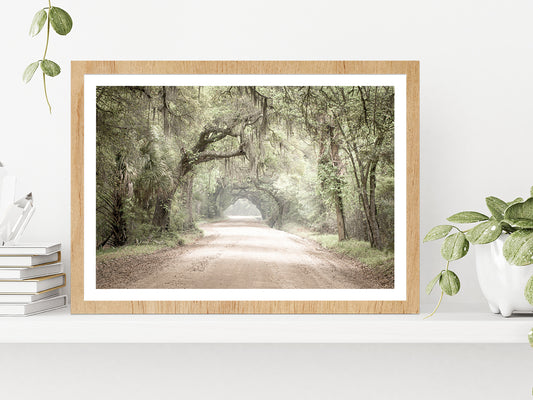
(465, 218, 502, 244)
(505, 197, 533, 220)
(508, 197, 524, 207)
(525, 275, 533, 305)
(29, 9, 47, 37)
(500, 221, 517, 234)
(22, 61, 40, 83)
(439, 270, 460, 296)
(41, 59, 61, 77)
(423, 225, 453, 242)
(426, 271, 443, 295)
(503, 219, 533, 229)
(49, 7, 72, 35)
(503, 198, 533, 229)
(447, 211, 489, 224)
(485, 196, 508, 221)
(441, 232, 470, 261)
(502, 230, 533, 266)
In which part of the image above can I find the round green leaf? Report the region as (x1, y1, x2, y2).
(441, 232, 469, 261)
(503, 230, 533, 266)
(465, 219, 502, 244)
(426, 271, 443, 295)
(447, 211, 489, 224)
(423, 225, 453, 242)
(23, 61, 40, 83)
(439, 270, 460, 296)
(504, 198, 533, 229)
(525, 275, 533, 305)
(485, 196, 508, 221)
(29, 9, 47, 37)
(49, 7, 73, 35)
(41, 59, 61, 77)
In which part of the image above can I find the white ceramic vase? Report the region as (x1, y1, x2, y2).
(474, 235, 533, 317)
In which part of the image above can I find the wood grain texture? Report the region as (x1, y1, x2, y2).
(71, 61, 419, 314)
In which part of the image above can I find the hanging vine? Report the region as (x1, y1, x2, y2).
(23, 1, 73, 113)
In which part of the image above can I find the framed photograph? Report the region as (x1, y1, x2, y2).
(71, 61, 419, 314)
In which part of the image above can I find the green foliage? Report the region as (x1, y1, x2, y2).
(284, 227, 393, 270)
(25, 3, 73, 112)
(426, 271, 443, 295)
(424, 187, 533, 316)
(317, 157, 345, 206)
(502, 230, 533, 266)
(423, 225, 453, 242)
(96, 84, 396, 291)
(440, 232, 469, 261)
(504, 198, 533, 229)
(439, 270, 460, 296)
(525, 275, 533, 306)
(41, 59, 60, 77)
(96, 230, 201, 263)
(297, 232, 394, 286)
(465, 219, 502, 244)
(49, 7, 72, 35)
(485, 196, 507, 221)
(447, 211, 489, 223)
(29, 9, 47, 37)
(23, 61, 40, 83)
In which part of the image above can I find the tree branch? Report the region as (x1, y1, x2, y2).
(196, 145, 246, 164)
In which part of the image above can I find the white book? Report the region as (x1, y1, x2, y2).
(0, 242, 61, 256)
(0, 252, 60, 267)
(0, 263, 62, 280)
(0, 287, 61, 303)
(0, 274, 65, 293)
(0, 295, 67, 316)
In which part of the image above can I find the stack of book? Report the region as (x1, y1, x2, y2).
(0, 243, 66, 316)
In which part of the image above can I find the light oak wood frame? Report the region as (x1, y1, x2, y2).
(71, 61, 419, 314)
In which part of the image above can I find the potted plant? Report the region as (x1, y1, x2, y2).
(424, 187, 533, 317)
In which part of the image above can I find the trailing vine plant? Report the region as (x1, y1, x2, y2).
(23, 1, 72, 113)
(424, 186, 533, 318)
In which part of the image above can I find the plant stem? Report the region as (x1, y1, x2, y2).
(43, 72, 51, 114)
(42, 0, 52, 113)
(424, 260, 450, 319)
(424, 290, 444, 319)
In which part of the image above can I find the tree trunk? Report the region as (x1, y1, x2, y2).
(328, 127, 348, 241)
(367, 162, 383, 249)
(333, 195, 347, 241)
(185, 175, 195, 229)
(152, 193, 172, 230)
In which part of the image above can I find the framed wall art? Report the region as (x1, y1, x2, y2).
(71, 60, 419, 314)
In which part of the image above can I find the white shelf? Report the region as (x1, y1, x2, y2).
(0, 305, 531, 343)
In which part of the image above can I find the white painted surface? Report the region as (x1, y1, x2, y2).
(475, 235, 533, 317)
(1, 0, 533, 398)
(0, 344, 532, 400)
(0, 306, 531, 343)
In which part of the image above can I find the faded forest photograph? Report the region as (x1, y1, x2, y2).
(96, 85, 395, 290)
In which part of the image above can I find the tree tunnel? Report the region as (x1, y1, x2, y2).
(203, 181, 287, 228)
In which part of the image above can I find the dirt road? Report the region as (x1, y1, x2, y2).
(96, 217, 386, 289)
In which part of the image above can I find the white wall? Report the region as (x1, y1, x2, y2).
(1, 1, 532, 399)
(0, 344, 532, 399)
